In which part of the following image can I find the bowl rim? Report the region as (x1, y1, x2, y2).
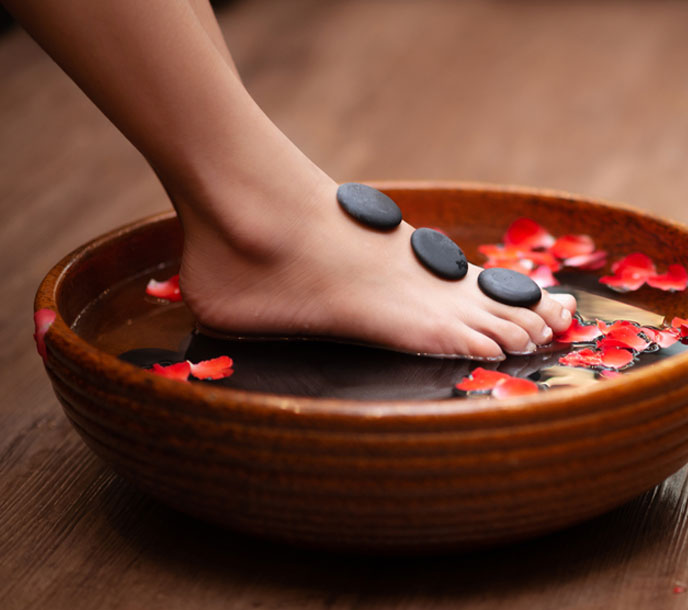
(35, 181, 688, 422)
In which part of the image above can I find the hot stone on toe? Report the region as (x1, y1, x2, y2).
(411, 228, 468, 280)
(337, 183, 403, 230)
(478, 267, 542, 307)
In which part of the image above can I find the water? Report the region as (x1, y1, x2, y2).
(72, 266, 687, 400)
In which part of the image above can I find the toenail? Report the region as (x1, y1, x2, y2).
(542, 326, 553, 342)
(524, 340, 537, 353)
(561, 309, 572, 323)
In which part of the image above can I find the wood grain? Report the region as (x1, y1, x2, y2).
(3, 0, 688, 608)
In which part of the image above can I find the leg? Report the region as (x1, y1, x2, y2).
(4, 0, 575, 358)
(187, 0, 240, 77)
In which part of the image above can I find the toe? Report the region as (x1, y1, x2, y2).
(532, 292, 576, 334)
(489, 306, 554, 346)
(473, 314, 537, 355)
(461, 328, 505, 361)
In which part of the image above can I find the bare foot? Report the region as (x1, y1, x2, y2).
(171, 175, 575, 360)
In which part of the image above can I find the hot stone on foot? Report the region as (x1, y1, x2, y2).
(410, 228, 468, 280)
(478, 267, 542, 307)
(337, 183, 402, 230)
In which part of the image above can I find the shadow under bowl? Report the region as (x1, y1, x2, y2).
(35, 182, 688, 552)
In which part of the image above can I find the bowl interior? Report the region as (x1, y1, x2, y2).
(47, 183, 688, 403)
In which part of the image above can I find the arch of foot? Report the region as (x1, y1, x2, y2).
(336, 183, 542, 307)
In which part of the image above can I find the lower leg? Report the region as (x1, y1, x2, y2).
(5, 0, 575, 358)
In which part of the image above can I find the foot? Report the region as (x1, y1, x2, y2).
(157, 76, 575, 360)
(171, 178, 575, 360)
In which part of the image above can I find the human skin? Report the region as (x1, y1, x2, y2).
(3, 0, 575, 359)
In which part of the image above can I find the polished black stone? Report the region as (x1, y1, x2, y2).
(337, 183, 402, 230)
(410, 228, 468, 280)
(477, 267, 542, 307)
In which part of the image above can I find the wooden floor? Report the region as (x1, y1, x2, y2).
(3, 0, 688, 608)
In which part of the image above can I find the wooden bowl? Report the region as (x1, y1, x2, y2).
(35, 182, 688, 552)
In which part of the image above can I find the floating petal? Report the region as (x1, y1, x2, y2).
(598, 326, 650, 352)
(640, 326, 680, 348)
(530, 265, 559, 288)
(564, 250, 608, 270)
(646, 264, 688, 292)
(598, 346, 635, 369)
(558, 348, 602, 368)
(504, 218, 555, 250)
(600, 253, 656, 292)
(149, 361, 191, 381)
(611, 253, 656, 276)
(455, 367, 511, 392)
(550, 234, 595, 260)
(491, 377, 540, 399)
(146, 274, 182, 302)
(555, 318, 603, 343)
(189, 356, 235, 380)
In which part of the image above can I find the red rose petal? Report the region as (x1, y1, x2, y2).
(598, 346, 635, 369)
(598, 326, 650, 352)
(455, 367, 512, 392)
(149, 361, 191, 381)
(189, 356, 234, 380)
(550, 234, 595, 260)
(555, 318, 603, 343)
(600, 253, 657, 292)
(483, 258, 533, 274)
(491, 377, 540, 399)
(596, 320, 640, 335)
(671, 317, 688, 328)
(563, 250, 608, 270)
(529, 265, 559, 288)
(504, 218, 555, 250)
(527, 250, 562, 272)
(33, 308, 57, 361)
(640, 326, 680, 349)
(611, 253, 656, 276)
(599, 273, 648, 292)
(646, 264, 688, 292)
(559, 348, 602, 368)
(599, 369, 623, 380)
(146, 274, 182, 302)
(478, 244, 525, 260)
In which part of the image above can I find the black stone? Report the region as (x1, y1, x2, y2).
(337, 183, 402, 230)
(477, 268, 542, 307)
(410, 228, 468, 280)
